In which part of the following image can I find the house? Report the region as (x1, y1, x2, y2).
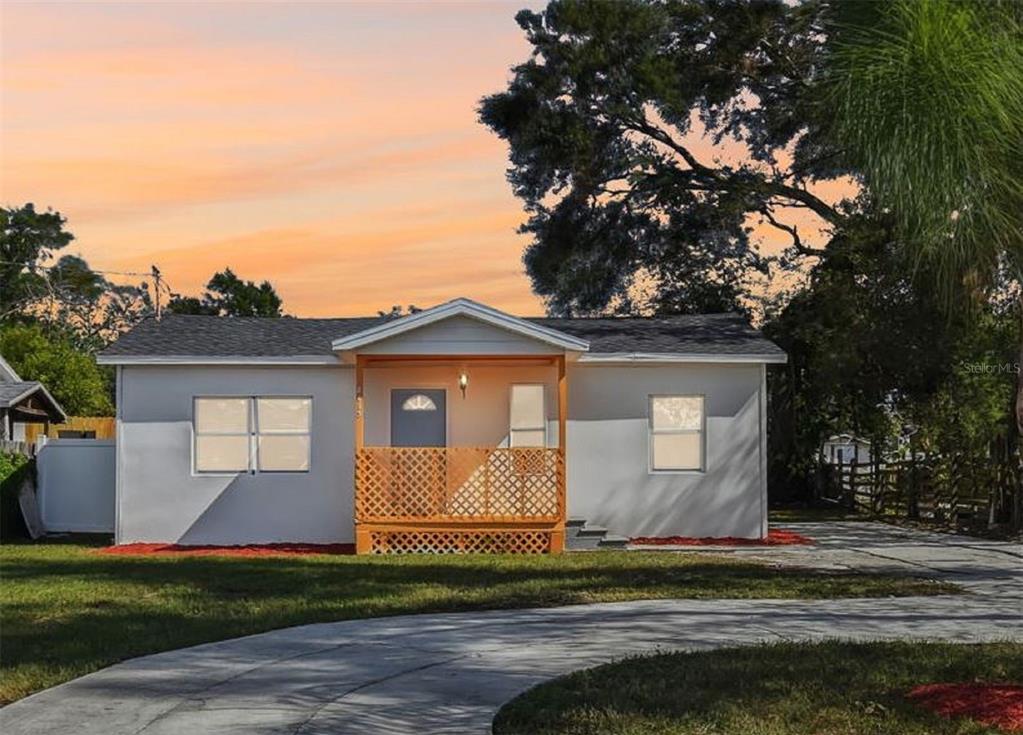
(97, 298, 786, 553)
(821, 434, 873, 466)
(0, 354, 67, 442)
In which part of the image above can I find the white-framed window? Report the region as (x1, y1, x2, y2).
(256, 397, 312, 472)
(194, 397, 251, 473)
(193, 396, 311, 474)
(509, 384, 546, 447)
(649, 395, 704, 472)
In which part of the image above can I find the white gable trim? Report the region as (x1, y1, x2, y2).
(330, 298, 589, 352)
(0, 354, 21, 382)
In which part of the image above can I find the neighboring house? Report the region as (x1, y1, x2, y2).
(98, 298, 786, 552)
(821, 434, 873, 466)
(0, 354, 67, 442)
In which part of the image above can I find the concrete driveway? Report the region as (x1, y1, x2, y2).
(3, 522, 1020, 735)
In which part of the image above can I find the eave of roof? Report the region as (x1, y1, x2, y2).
(97, 355, 340, 366)
(576, 352, 787, 364)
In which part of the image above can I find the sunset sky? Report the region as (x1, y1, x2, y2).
(1, 2, 839, 317)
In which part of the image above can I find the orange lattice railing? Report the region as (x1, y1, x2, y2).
(355, 446, 563, 522)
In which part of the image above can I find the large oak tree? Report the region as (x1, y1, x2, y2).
(479, 0, 850, 316)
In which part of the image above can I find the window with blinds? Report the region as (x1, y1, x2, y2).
(509, 384, 546, 447)
(649, 395, 704, 471)
(193, 396, 311, 473)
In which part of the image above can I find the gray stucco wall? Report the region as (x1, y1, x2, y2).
(117, 365, 353, 544)
(115, 360, 766, 544)
(566, 363, 765, 539)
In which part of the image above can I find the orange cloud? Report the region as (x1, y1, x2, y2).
(1, 1, 855, 319)
(5, 134, 501, 219)
(105, 206, 534, 316)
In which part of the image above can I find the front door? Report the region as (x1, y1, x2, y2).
(390, 389, 446, 447)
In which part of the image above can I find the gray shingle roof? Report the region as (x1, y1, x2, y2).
(0, 381, 67, 422)
(0, 382, 41, 407)
(532, 314, 784, 357)
(101, 316, 383, 358)
(100, 312, 783, 359)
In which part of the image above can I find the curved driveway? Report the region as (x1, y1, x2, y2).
(3, 523, 1021, 735)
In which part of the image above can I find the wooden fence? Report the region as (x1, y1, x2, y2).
(24, 417, 115, 443)
(821, 455, 1021, 533)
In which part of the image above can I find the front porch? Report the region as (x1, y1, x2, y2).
(352, 354, 568, 554)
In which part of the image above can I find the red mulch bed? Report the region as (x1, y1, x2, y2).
(97, 543, 355, 557)
(630, 529, 815, 546)
(907, 683, 1023, 732)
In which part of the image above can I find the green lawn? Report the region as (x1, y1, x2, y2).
(494, 641, 1023, 734)
(0, 541, 955, 705)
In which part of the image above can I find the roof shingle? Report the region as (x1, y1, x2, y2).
(99, 312, 783, 359)
(0, 382, 42, 407)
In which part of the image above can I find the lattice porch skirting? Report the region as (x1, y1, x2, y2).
(366, 529, 554, 554)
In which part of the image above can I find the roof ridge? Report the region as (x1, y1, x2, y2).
(153, 313, 382, 322)
(154, 311, 746, 322)
(529, 312, 745, 321)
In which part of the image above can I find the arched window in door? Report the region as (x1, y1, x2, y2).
(402, 394, 437, 411)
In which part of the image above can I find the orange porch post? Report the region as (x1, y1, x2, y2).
(354, 355, 371, 554)
(550, 354, 568, 553)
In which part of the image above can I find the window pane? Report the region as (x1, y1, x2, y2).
(196, 435, 249, 472)
(195, 398, 249, 434)
(511, 429, 546, 448)
(402, 394, 437, 411)
(258, 435, 310, 471)
(257, 398, 311, 432)
(652, 396, 702, 431)
(510, 385, 544, 430)
(652, 433, 702, 470)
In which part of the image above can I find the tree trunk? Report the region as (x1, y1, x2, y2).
(1017, 326, 1023, 437)
(1014, 294, 1022, 531)
(1014, 291, 1023, 432)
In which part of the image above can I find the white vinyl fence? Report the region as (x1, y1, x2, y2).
(36, 439, 115, 533)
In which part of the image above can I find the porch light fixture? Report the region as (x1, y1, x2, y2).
(458, 370, 469, 398)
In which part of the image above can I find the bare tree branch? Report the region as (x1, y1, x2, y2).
(761, 207, 826, 257)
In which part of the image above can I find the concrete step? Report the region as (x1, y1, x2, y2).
(567, 534, 605, 551)
(598, 534, 630, 549)
(565, 517, 628, 551)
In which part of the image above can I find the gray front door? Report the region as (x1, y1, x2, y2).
(390, 389, 446, 447)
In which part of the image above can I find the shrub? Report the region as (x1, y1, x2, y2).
(0, 452, 34, 540)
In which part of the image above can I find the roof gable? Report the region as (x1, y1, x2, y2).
(330, 298, 589, 353)
(0, 381, 67, 423)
